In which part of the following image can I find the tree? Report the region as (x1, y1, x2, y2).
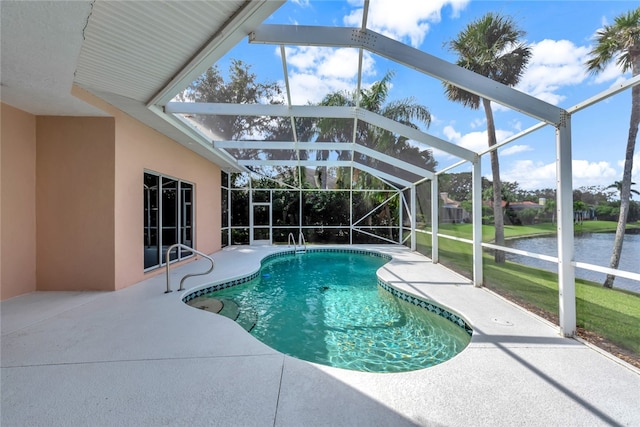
(179, 60, 283, 142)
(445, 13, 532, 263)
(573, 200, 589, 225)
(606, 180, 640, 199)
(586, 8, 640, 288)
(316, 70, 436, 189)
(543, 198, 557, 224)
(483, 183, 518, 225)
(180, 59, 317, 185)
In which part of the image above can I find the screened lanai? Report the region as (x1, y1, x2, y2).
(135, 1, 640, 337)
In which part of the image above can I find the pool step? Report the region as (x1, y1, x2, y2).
(189, 296, 256, 332)
(217, 298, 257, 332)
(236, 309, 258, 332)
(190, 296, 223, 313)
(218, 298, 240, 320)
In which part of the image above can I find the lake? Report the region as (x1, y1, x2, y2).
(504, 232, 640, 294)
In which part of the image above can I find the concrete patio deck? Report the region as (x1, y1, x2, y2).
(2, 245, 639, 426)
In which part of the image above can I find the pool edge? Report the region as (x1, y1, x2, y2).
(181, 246, 474, 338)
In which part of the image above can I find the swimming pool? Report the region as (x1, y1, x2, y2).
(190, 249, 472, 373)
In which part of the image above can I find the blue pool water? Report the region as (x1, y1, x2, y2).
(209, 251, 471, 373)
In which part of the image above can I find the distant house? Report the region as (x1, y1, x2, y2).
(507, 200, 545, 212)
(440, 192, 469, 223)
(483, 199, 545, 225)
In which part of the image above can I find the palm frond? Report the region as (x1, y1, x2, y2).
(444, 12, 531, 107)
(586, 7, 640, 74)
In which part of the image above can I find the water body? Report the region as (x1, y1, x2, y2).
(504, 232, 640, 293)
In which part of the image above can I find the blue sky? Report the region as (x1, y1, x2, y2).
(213, 0, 639, 193)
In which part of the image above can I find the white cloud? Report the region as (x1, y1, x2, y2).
(442, 125, 461, 142)
(470, 117, 485, 129)
(286, 72, 354, 104)
(501, 145, 532, 156)
(517, 39, 590, 105)
(502, 159, 618, 190)
(443, 125, 514, 154)
(501, 160, 555, 190)
(283, 46, 375, 78)
(281, 46, 376, 104)
(343, 0, 470, 48)
(572, 160, 618, 187)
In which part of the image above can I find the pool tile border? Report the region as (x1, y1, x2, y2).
(182, 270, 260, 303)
(378, 280, 473, 336)
(182, 247, 472, 337)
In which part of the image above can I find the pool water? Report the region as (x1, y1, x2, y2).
(209, 251, 471, 373)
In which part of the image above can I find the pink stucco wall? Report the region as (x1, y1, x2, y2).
(72, 87, 221, 289)
(1, 90, 221, 299)
(1, 103, 37, 299)
(36, 116, 116, 291)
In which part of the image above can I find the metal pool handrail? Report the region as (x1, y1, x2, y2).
(165, 243, 214, 294)
(288, 232, 307, 254)
(297, 232, 307, 253)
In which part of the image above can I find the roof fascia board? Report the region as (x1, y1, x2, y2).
(148, 1, 285, 107)
(250, 24, 564, 125)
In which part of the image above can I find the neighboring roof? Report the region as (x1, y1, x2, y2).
(440, 192, 460, 207)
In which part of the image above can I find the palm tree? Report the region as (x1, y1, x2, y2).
(573, 200, 589, 225)
(315, 71, 434, 239)
(445, 13, 532, 263)
(586, 8, 640, 288)
(606, 180, 640, 199)
(316, 70, 436, 188)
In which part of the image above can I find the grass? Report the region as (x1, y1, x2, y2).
(416, 220, 640, 359)
(434, 219, 640, 241)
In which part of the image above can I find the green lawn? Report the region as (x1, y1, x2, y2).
(415, 220, 640, 356)
(433, 219, 640, 241)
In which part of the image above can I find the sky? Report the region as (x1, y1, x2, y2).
(211, 0, 639, 193)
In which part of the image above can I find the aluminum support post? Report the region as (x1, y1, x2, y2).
(431, 178, 439, 263)
(472, 159, 483, 287)
(411, 185, 417, 251)
(556, 113, 576, 336)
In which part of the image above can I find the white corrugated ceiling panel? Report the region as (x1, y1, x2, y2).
(75, 0, 246, 103)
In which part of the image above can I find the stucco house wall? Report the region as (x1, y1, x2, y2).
(0, 94, 222, 299)
(1, 103, 37, 299)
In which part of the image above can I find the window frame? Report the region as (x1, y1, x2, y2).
(144, 170, 195, 271)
